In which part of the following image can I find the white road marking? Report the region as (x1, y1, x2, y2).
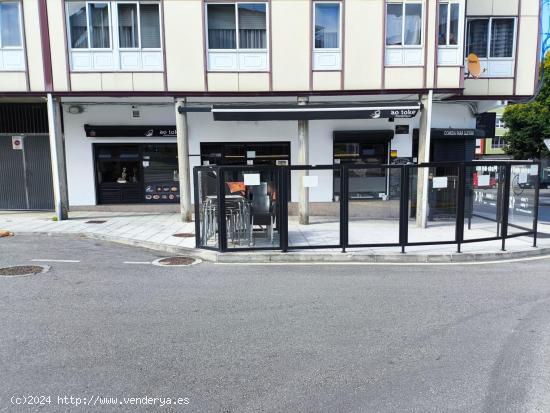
(215, 254, 550, 266)
(31, 259, 80, 263)
(123, 261, 152, 265)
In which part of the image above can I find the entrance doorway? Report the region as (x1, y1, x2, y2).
(0, 135, 54, 210)
(93, 143, 179, 204)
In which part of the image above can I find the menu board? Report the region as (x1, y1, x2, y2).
(144, 183, 180, 203)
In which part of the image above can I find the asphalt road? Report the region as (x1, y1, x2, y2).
(2, 235, 550, 413)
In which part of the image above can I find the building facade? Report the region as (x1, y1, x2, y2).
(0, 0, 543, 217)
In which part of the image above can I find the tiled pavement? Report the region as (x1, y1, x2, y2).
(1, 210, 550, 260)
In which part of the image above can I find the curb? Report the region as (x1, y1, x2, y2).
(7, 230, 550, 264)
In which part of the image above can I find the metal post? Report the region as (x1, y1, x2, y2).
(46, 94, 69, 220)
(340, 164, 348, 253)
(416, 91, 433, 228)
(217, 167, 227, 252)
(193, 167, 201, 248)
(455, 164, 466, 253)
(297, 96, 309, 225)
(501, 165, 511, 251)
(400, 165, 410, 254)
(533, 161, 541, 247)
(280, 166, 289, 252)
(175, 98, 192, 222)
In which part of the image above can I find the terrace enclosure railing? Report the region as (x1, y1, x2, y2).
(193, 161, 540, 253)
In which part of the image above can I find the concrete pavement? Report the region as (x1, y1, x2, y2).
(2, 234, 550, 412)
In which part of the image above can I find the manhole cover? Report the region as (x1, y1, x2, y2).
(172, 233, 195, 238)
(85, 220, 107, 224)
(152, 256, 201, 267)
(0, 265, 49, 277)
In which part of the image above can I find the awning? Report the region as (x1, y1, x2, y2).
(431, 128, 484, 140)
(209, 102, 422, 121)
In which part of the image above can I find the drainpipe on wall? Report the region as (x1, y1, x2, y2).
(416, 90, 433, 228)
(175, 98, 192, 222)
(46, 94, 69, 221)
(297, 96, 309, 225)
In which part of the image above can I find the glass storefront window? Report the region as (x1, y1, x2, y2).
(94, 143, 178, 204)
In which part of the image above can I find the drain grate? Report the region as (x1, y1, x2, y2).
(172, 233, 195, 238)
(85, 220, 107, 224)
(0, 265, 48, 277)
(152, 256, 201, 267)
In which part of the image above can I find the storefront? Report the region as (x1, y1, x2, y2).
(94, 143, 179, 204)
(62, 98, 479, 208)
(84, 125, 180, 204)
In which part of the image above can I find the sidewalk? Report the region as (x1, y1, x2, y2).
(1, 210, 549, 263)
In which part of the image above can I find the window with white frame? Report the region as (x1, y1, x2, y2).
(0, 1, 25, 71)
(385, 1, 423, 66)
(66, 1, 162, 72)
(206, 2, 268, 72)
(437, 2, 464, 65)
(312, 2, 341, 70)
(465, 17, 516, 77)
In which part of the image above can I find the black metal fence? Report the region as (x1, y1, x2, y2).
(193, 161, 540, 253)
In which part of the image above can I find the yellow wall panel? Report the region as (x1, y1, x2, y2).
(164, 0, 205, 91)
(271, 0, 310, 91)
(344, 0, 383, 90)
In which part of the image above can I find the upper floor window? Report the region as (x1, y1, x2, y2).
(66, 1, 162, 72)
(206, 2, 268, 72)
(385, 1, 423, 66)
(466, 17, 516, 77)
(0, 1, 25, 71)
(437, 1, 464, 65)
(438, 2, 459, 46)
(312, 2, 341, 70)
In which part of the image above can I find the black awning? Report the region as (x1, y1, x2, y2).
(84, 124, 176, 138)
(211, 102, 422, 121)
(431, 128, 483, 140)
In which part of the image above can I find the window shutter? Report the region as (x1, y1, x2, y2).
(140, 4, 161, 48)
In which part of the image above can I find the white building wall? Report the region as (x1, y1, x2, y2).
(63, 100, 475, 206)
(63, 102, 177, 206)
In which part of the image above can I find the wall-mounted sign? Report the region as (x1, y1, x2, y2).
(475, 112, 496, 140)
(84, 125, 176, 138)
(395, 125, 409, 135)
(431, 128, 480, 140)
(12, 136, 23, 150)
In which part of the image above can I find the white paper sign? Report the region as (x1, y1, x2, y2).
(518, 173, 528, 184)
(12, 136, 23, 150)
(247, 151, 256, 159)
(302, 175, 319, 188)
(247, 160, 254, 165)
(432, 177, 448, 189)
(530, 165, 539, 176)
(244, 173, 260, 186)
(142, 161, 149, 167)
(478, 175, 490, 187)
